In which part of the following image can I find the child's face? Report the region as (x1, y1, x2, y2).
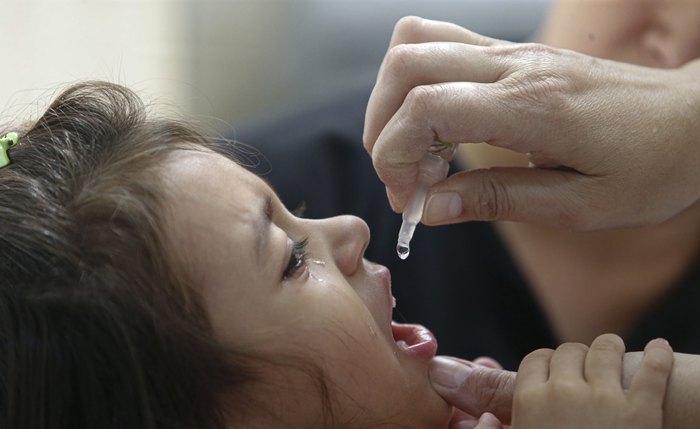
(162, 150, 451, 427)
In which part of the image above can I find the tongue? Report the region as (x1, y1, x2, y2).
(391, 322, 438, 359)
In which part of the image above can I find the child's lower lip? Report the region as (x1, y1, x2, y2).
(391, 322, 438, 359)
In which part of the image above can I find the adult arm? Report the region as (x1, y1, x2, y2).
(364, 16, 700, 230)
(429, 349, 700, 428)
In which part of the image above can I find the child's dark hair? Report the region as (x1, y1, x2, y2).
(0, 81, 261, 428)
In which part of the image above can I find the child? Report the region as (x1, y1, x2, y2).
(0, 82, 676, 428)
(0, 81, 449, 428)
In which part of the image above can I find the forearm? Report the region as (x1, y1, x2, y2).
(431, 348, 699, 428)
(623, 352, 700, 429)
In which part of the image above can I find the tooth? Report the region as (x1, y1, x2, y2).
(392, 296, 397, 308)
(396, 340, 408, 348)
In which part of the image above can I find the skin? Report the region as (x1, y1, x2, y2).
(538, 0, 700, 68)
(430, 335, 700, 429)
(462, 0, 700, 346)
(365, 16, 700, 344)
(361, 0, 700, 355)
(362, 1, 700, 428)
(161, 149, 451, 428)
(510, 336, 673, 429)
(363, 14, 700, 230)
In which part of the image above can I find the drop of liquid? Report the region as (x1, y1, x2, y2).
(396, 244, 410, 260)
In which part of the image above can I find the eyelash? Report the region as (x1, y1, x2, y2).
(283, 237, 309, 280)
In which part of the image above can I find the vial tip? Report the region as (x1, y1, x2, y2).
(396, 244, 410, 260)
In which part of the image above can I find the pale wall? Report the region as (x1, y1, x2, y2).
(0, 1, 549, 130)
(0, 1, 188, 126)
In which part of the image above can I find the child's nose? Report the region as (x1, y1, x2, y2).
(320, 215, 370, 276)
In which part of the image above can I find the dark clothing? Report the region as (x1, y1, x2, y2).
(232, 90, 700, 371)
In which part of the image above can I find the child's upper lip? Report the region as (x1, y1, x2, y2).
(363, 260, 394, 325)
(365, 261, 438, 359)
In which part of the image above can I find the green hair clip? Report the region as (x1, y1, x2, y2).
(0, 132, 19, 169)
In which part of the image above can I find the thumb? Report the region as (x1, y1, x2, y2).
(423, 166, 600, 230)
(472, 413, 504, 429)
(429, 356, 516, 425)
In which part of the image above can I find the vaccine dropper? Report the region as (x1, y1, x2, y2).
(396, 147, 450, 259)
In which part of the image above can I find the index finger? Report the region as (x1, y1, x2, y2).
(364, 16, 508, 156)
(388, 16, 503, 49)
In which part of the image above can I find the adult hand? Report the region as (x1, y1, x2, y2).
(364, 16, 700, 230)
(429, 336, 674, 429)
(429, 356, 516, 427)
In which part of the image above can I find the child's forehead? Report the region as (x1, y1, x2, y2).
(160, 152, 246, 222)
(164, 150, 271, 267)
(167, 149, 266, 190)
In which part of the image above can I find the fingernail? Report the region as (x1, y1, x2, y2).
(652, 337, 671, 348)
(453, 420, 477, 429)
(425, 192, 462, 224)
(429, 356, 473, 389)
(480, 412, 500, 425)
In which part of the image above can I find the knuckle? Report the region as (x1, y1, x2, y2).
(518, 42, 559, 58)
(370, 149, 398, 180)
(642, 352, 672, 376)
(530, 348, 555, 359)
(498, 43, 561, 67)
(384, 43, 417, 78)
(556, 342, 589, 354)
(520, 348, 554, 369)
(504, 69, 568, 110)
(393, 16, 425, 43)
(495, 47, 571, 112)
(590, 334, 625, 354)
(493, 43, 559, 71)
(371, 150, 388, 170)
(474, 172, 513, 221)
(513, 385, 541, 411)
(403, 84, 441, 118)
(592, 387, 619, 405)
(362, 133, 373, 154)
(549, 378, 583, 397)
(471, 367, 514, 412)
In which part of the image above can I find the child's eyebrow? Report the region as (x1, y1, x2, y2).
(255, 194, 274, 267)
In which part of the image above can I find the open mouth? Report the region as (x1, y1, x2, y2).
(366, 261, 438, 359)
(391, 322, 438, 359)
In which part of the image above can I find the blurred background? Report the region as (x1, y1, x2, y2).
(1, 0, 551, 131)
